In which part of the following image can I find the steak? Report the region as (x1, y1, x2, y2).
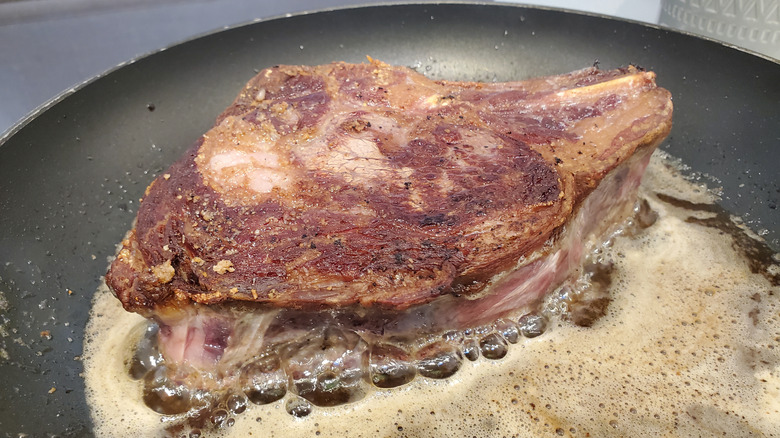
(105, 60, 672, 411)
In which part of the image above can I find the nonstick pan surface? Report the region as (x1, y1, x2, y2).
(0, 3, 777, 435)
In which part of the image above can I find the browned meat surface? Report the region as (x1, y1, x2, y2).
(106, 61, 673, 417)
(106, 60, 672, 318)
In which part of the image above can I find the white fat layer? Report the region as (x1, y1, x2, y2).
(83, 152, 780, 437)
(197, 118, 289, 196)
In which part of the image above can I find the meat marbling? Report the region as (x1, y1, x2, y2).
(105, 60, 672, 411)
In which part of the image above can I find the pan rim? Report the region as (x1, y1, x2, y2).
(2, 1, 777, 145)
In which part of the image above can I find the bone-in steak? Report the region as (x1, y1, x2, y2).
(107, 60, 672, 317)
(105, 61, 672, 417)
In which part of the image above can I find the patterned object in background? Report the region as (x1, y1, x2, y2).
(660, 0, 780, 58)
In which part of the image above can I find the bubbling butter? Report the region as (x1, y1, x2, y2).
(83, 152, 780, 437)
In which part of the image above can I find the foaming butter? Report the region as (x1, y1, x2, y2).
(83, 152, 780, 437)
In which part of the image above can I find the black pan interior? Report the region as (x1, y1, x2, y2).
(0, 3, 777, 435)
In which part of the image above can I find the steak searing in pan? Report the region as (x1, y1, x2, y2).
(105, 60, 672, 414)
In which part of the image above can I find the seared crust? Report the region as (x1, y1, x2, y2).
(106, 60, 672, 314)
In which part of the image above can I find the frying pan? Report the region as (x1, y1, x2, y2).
(0, 3, 777, 435)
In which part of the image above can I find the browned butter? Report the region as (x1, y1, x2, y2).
(83, 151, 780, 437)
